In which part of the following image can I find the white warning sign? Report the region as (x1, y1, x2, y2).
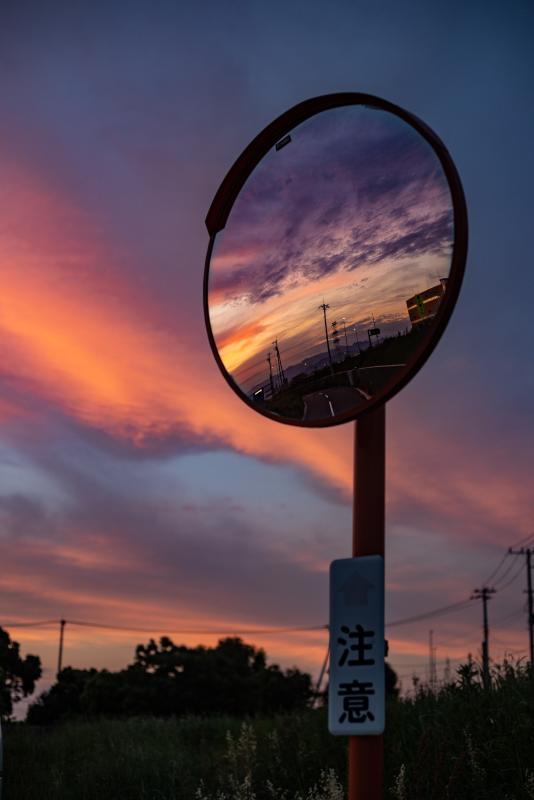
(328, 555, 385, 736)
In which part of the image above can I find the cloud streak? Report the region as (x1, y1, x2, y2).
(210, 106, 452, 307)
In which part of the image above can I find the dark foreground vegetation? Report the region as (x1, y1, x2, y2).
(3, 659, 534, 800)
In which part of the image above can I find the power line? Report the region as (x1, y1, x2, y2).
(0, 567, 523, 640)
(1, 618, 327, 634)
(4, 598, 482, 637)
(386, 598, 475, 628)
(481, 533, 534, 587)
(434, 630, 476, 647)
(494, 553, 515, 587)
(510, 532, 534, 549)
(3, 535, 533, 665)
(496, 560, 525, 591)
(65, 619, 328, 635)
(1, 620, 58, 628)
(490, 604, 525, 626)
(482, 552, 509, 586)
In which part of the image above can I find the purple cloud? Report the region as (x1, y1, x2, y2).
(210, 105, 453, 306)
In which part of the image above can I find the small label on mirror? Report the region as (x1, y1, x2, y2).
(275, 134, 292, 151)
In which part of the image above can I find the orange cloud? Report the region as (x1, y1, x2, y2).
(216, 319, 267, 352)
(2, 157, 532, 547)
(0, 161, 354, 499)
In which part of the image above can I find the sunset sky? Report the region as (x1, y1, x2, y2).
(1, 1, 534, 715)
(209, 104, 454, 392)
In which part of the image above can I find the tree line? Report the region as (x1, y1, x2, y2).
(0, 626, 398, 723)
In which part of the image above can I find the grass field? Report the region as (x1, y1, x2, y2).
(3, 661, 534, 799)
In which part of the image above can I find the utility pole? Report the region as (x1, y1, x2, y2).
(314, 645, 330, 707)
(266, 351, 275, 395)
(350, 406, 385, 800)
(318, 301, 333, 367)
(508, 546, 534, 665)
(57, 619, 66, 678)
(428, 629, 437, 692)
(272, 339, 286, 387)
(471, 587, 496, 688)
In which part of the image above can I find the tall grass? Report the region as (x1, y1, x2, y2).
(386, 658, 534, 800)
(3, 660, 534, 799)
(4, 713, 344, 800)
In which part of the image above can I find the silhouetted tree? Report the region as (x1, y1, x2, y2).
(132, 636, 312, 717)
(26, 668, 96, 724)
(0, 626, 41, 720)
(27, 637, 313, 723)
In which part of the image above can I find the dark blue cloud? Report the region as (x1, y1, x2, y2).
(211, 106, 453, 305)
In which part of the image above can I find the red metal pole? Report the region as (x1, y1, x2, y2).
(349, 405, 385, 800)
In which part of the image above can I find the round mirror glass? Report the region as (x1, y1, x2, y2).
(205, 101, 465, 426)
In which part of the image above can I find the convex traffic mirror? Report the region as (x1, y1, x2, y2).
(204, 95, 467, 426)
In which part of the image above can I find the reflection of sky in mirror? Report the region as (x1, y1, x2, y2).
(209, 106, 453, 392)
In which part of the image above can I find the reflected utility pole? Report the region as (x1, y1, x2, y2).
(318, 301, 333, 367)
(272, 339, 286, 387)
(267, 351, 275, 395)
(471, 587, 496, 688)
